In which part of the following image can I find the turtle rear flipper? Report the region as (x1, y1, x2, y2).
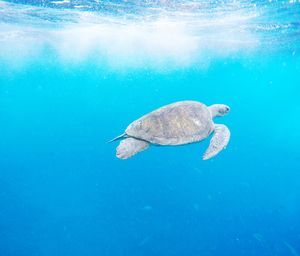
(116, 138, 150, 160)
(203, 124, 230, 160)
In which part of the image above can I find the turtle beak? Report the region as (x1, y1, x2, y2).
(221, 105, 230, 116)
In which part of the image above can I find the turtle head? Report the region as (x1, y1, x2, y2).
(209, 104, 230, 118)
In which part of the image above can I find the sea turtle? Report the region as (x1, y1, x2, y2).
(109, 101, 230, 160)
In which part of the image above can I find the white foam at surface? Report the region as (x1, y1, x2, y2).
(51, 0, 70, 5)
(53, 19, 201, 67)
(0, 0, 259, 70)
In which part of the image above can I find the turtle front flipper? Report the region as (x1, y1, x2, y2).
(203, 124, 230, 160)
(116, 138, 150, 160)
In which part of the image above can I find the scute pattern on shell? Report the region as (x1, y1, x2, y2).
(125, 101, 214, 145)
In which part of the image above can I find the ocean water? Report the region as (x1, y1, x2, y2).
(0, 0, 300, 255)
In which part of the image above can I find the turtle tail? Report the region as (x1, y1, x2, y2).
(108, 133, 127, 143)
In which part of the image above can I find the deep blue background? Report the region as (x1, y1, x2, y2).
(0, 47, 300, 256)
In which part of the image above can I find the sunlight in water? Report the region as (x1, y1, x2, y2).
(0, 0, 299, 70)
(0, 0, 260, 69)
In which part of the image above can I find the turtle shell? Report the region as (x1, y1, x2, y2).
(125, 101, 214, 145)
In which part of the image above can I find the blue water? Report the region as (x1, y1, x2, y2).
(1, 0, 300, 255)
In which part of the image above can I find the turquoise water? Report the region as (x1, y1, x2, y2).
(1, 0, 300, 255)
